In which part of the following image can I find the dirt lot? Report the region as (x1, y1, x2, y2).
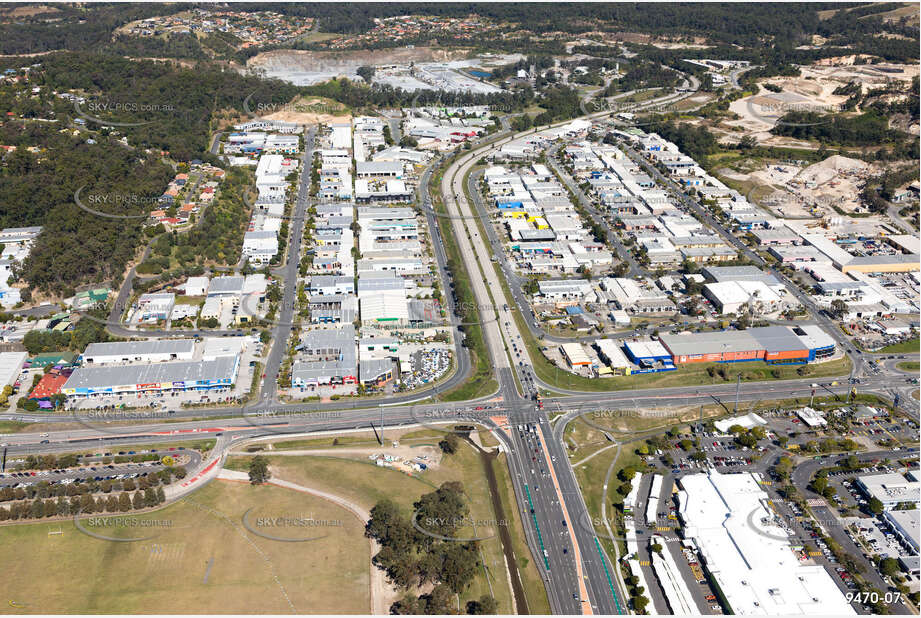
(719, 154, 895, 220)
(247, 46, 471, 86)
(722, 63, 919, 145)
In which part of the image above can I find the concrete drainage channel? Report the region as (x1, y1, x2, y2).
(464, 435, 530, 614)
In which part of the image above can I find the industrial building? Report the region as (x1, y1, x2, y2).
(883, 509, 920, 556)
(81, 340, 196, 365)
(538, 279, 594, 301)
(659, 325, 835, 365)
(703, 280, 783, 315)
(701, 265, 784, 292)
(623, 339, 675, 372)
(678, 471, 855, 615)
(593, 339, 632, 375)
(292, 326, 357, 387)
(291, 325, 393, 388)
(135, 293, 175, 321)
(62, 355, 239, 397)
(0, 351, 27, 387)
(560, 342, 590, 368)
(855, 473, 920, 510)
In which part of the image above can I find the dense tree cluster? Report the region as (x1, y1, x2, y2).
(771, 111, 905, 147)
(0, 121, 173, 296)
(643, 119, 719, 162)
(32, 53, 298, 160)
(301, 77, 533, 114)
(365, 482, 496, 613)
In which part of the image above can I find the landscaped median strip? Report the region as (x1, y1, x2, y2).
(524, 483, 549, 571)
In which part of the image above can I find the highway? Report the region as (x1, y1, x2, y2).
(2, 80, 916, 616)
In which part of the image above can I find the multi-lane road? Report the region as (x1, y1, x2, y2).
(2, 83, 917, 616)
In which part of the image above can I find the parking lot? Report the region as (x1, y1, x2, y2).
(397, 348, 452, 391)
(0, 446, 196, 488)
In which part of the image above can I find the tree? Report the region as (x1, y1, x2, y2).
(879, 557, 900, 578)
(118, 492, 131, 512)
(133, 491, 144, 510)
(466, 595, 499, 614)
(830, 299, 848, 319)
(736, 434, 757, 448)
(632, 595, 649, 613)
(651, 542, 663, 554)
(356, 65, 376, 83)
(439, 433, 459, 455)
(811, 476, 828, 494)
(248, 455, 271, 484)
(868, 497, 884, 515)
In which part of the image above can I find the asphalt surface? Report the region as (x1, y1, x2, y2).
(260, 126, 316, 404)
(3, 79, 916, 615)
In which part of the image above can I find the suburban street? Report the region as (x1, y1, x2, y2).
(0, 78, 915, 618)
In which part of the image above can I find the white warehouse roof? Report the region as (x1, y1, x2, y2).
(679, 471, 855, 616)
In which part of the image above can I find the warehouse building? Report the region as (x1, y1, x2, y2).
(183, 276, 209, 297)
(136, 293, 175, 321)
(355, 161, 403, 178)
(659, 325, 835, 365)
(701, 265, 784, 292)
(292, 326, 358, 387)
(703, 280, 783, 315)
(560, 342, 591, 368)
(855, 473, 920, 510)
(0, 351, 27, 387)
(593, 339, 632, 375)
(82, 339, 196, 365)
(624, 339, 675, 372)
(678, 471, 855, 615)
(62, 355, 239, 398)
(207, 276, 245, 297)
(538, 279, 593, 301)
(883, 509, 920, 556)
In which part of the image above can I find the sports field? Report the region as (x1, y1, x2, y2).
(0, 480, 369, 613)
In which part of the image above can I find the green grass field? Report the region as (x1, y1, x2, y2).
(571, 441, 644, 559)
(226, 437, 548, 614)
(897, 361, 920, 372)
(0, 481, 369, 613)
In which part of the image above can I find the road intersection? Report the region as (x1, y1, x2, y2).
(2, 84, 917, 616)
